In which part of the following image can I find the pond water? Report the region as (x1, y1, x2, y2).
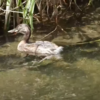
(0, 40, 100, 100)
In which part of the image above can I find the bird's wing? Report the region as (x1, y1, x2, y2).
(22, 43, 37, 55)
(22, 42, 59, 56)
(35, 41, 58, 49)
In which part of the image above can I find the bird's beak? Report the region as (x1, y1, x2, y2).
(8, 29, 18, 35)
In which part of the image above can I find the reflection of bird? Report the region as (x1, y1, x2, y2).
(8, 24, 63, 60)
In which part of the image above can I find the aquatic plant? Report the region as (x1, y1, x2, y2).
(0, 0, 100, 41)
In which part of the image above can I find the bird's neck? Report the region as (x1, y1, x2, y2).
(23, 31, 31, 43)
(17, 40, 26, 52)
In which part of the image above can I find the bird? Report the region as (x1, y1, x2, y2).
(8, 24, 63, 61)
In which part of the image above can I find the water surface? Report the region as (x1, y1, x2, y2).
(0, 41, 100, 100)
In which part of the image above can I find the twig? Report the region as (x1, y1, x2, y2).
(0, 1, 27, 15)
(74, 0, 82, 11)
(41, 26, 57, 40)
(41, 23, 68, 40)
(0, 12, 40, 23)
(58, 25, 67, 34)
(69, 0, 72, 9)
(0, 7, 23, 14)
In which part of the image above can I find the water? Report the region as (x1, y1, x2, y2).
(0, 41, 100, 100)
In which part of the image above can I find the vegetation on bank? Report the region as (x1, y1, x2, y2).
(0, 0, 100, 40)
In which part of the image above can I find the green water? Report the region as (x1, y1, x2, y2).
(0, 41, 100, 100)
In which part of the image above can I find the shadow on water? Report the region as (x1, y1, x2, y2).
(63, 42, 100, 63)
(0, 54, 24, 71)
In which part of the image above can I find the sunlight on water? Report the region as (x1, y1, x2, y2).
(0, 42, 100, 100)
